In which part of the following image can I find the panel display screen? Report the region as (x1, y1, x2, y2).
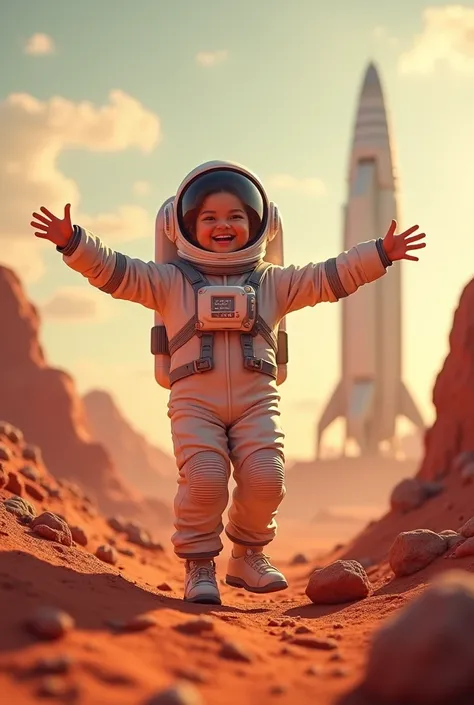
(211, 296, 235, 312)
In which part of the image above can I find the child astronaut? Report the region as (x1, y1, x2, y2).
(30, 161, 426, 605)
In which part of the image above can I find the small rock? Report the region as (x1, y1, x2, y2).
(290, 553, 309, 565)
(107, 516, 127, 532)
(70, 525, 88, 546)
(269, 684, 286, 695)
(174, 617, 215, 635)
(3, 495, 36, 521)
(27, 606, 75, 640)
(306, 560, 371, 604)
(219, 640, 253, 663)
(117, 547, 135, 557)
(22, 444, 42, 464)
(390, 478, 426, 513)
(329, 651, 344, 661)
(40, 482, 62, 498)
(0, 421, 12, 437)
(305, 665, 323, 676)
(96, 545, 118, 565)
(108, 614, 157, 632)
(459, 517, 474, 538)
(25, 482, 47, 502)
(31, 512, 72, 547)
(267, 619, 280, 627)
(33, 654, 74, 674)
(144, 682, 203, 705)
(172, 667, 207, 684)
(439, 530, 465, 551)
(295, 625, 313, 634)
(330, 666, 350, 677)
(452, 536, 474, 558)
(0, 444, 12, 462)
(19, 465, 40, 482)
(0, 463, 7, 489)
(423, 481, 444, 498)
(290, 636, 338, 651)
(6, 471, 24, 496)
(37, 676, 76, 698)
(389, 529, 447, 577)
(157, 582, 172, 591)
(6, 425, 23, 444)
(126, 523, 153, 548)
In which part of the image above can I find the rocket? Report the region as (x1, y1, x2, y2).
(316, 62, 425, 457)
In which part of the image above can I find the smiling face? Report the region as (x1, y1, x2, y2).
(195, 191, 250, 252)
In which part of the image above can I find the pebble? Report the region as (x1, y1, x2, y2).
(174, 617, 215, 636)
(219, 640, 253, 663)
(27, 606, 75, 640)
(144, 681, 203, 704)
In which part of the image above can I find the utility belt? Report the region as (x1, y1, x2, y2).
(150, 260, 288, 387)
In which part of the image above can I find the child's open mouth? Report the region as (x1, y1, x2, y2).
(212, 234, 235, 243)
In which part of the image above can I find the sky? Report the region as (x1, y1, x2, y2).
(1, 0, 473, 462)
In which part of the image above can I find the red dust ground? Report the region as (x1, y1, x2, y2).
(1, 431, 474, 705)
(1, 264, 474, 703)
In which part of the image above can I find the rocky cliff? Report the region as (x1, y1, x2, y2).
(0, 265, 171, 527)
(417, 278, 474, 480)
(83, 389, 177, 502)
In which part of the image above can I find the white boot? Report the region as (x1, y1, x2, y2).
(226, 548, 288, 593)
(184, 559, 221, 605)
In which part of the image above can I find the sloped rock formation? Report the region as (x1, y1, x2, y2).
(418, 278, 474, 480)
(0, 265, 171, 527)
(82, 389, 177, 502)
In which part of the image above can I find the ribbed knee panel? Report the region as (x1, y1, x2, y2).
(242, 449, 285, 501)
(186, 451, 229, 505)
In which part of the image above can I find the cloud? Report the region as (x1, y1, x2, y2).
(267, 174, 327, 198)
(195, 50, 228, 67)
(133, 180, 152, 197)
(398, 5, 474, 74)
(0, 90, 161, 281)
(372, 25, 400, 47)
(79, 205, 153, 241)
(24, 33, 56, 56)
(39, 286, 110, 321)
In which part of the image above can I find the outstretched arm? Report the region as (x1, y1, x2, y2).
(276, 221, 426, 317)
(30, 204, 171, 314)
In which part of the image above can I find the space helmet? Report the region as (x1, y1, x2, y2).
(162, 161, 280, 269)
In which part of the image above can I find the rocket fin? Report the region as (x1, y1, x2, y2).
(399, 381, 425, 430)
(316, 381, 344, 457)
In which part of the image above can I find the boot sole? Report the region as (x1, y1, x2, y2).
(225, 575, 288, 593)
(184, 595, 222, 605)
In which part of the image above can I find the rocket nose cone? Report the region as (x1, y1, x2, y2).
(361, 61, 382, 97)
(351, 62, 392, 167)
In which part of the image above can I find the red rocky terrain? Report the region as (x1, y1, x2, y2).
(1, 267, 474, 704)
(0, 265, 172, 529)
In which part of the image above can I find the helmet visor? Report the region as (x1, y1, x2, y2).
(176, 168, 267, 245)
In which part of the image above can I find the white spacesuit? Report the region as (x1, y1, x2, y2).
(57, 160, 392, 605)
